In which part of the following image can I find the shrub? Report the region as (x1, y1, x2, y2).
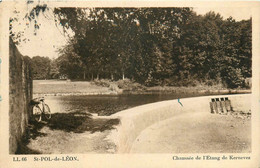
(116, 79, 145, 91)
(221, 68, 245, 89)
(92, 79, 111, 87)
(109, 83, 121, 92)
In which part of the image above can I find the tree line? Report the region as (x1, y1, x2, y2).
(29, 7, 252, 88)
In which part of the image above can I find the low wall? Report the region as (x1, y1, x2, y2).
(9, 39, 33, 154)
(111, 94, 251, 153)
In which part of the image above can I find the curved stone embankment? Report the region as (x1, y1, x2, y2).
(108, 94, 251, 153)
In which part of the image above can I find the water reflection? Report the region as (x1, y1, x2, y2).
(44, 93, 217, 116)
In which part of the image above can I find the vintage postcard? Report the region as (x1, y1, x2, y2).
(0, 1, 259, 168)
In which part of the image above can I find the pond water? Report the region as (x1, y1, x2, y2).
(44, 93, 230, 116)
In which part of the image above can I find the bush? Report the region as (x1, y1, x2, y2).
(244, 78, 252, 89)
(161, 76, 197, 87)
(109, 83, 121, 92)
(221, 68, 245, 89)
(92, 79, 111, 87)
(116, 79, 145, 91)
(117, 78, 131, 89)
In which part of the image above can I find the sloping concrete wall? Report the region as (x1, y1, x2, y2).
(111, 94, 251, 153)
(9, 39, 33, 154)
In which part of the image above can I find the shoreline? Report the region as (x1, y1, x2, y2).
(33, 89, 251, 97)
(33, 79, 251, 97)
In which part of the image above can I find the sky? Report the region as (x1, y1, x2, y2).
(14, 10, 70, 59)
(14, 6, 252, 59)
(193, 7, 252, 21)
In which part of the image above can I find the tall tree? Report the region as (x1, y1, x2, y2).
(31, 56, 51, 79)
(53, 7, 251, 88)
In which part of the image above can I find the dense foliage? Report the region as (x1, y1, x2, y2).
(30, 56, 51, 79)
(53, 8, 251, 88)
(11, 7, 252, 88)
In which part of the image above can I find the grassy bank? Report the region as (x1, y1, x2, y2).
(33, 80, 121, 96)
(33, 79, 251, 96)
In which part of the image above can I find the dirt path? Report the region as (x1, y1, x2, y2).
(26, 127, 116, 154)
(17, 112, 119, 154)
(130, 112, 251, 153)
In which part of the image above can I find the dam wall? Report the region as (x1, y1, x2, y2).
(111, 94, 251, 153)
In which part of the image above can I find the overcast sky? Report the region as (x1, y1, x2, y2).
(16, 7, 252, 59)
(16, 11, 69, 60)
(193, 7, 252, 21)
